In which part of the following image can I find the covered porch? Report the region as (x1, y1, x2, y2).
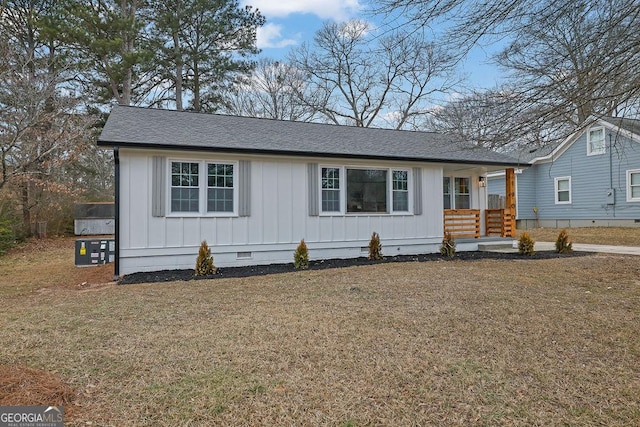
(443, 168, 517, 238)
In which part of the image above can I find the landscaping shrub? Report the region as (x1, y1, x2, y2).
(0, 220, 15, 256)
(555, 229, 573, 253)
(440, 232, 456, 257)
(518, 232, 536, 256)
(294, 239, 309, 269)
(368, 232, 383, 261)
(195, 240, 216, 276)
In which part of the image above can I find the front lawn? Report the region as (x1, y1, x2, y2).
(522, 226, 640, 246)
(1, 250, 639, 425)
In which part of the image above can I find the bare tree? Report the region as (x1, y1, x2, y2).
(0, 37, 96, 232)
(220, 58, 316, 121)
(1, 1, 101, 235)
(424, 89, 562, 151)
(495, 0, 640, 126)
(375, 0, 640, 131)
(288, 20, 457, 129)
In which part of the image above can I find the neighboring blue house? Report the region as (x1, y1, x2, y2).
(488, 116, 640, 228)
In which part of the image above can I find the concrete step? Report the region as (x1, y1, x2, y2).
(477, 242, 516, 252)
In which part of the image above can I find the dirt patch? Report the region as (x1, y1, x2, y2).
(119, 250, 591, 284)
(0, 365, 76, 417)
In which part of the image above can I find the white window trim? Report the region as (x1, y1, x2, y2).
(391, 168, 412, 214)
(587, 126, 606, 156)
(205, 161, 239, 216)
(554, 176, 572, 205)
(167, 158, 239, 217)
(627, 169, 640, 202)
(318, 165, 413, 216)
(319, 165, 344, 215)
(443, 176, 472, 209)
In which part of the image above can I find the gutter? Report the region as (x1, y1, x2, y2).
(97, 140, 526, 169)
(114, 146, 120, 280)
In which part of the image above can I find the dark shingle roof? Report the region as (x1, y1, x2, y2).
(601, 116, 640, 136)
(507, 141, 562, 163)
(98, 106, 523, 167)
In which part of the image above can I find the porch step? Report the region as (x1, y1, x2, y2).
(477, 242, 517, 253)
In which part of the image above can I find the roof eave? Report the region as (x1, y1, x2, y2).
(97, 139, 525, 168)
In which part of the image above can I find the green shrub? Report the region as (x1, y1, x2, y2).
(368, 231, 383, 261)
(440, 232, 456, 257)
(518, 232, 536, 256)
(294, 239, 309, 269)
(195, 240, 216, 276)
(555, 229, 573, 253)
(0, 219, 17, 256)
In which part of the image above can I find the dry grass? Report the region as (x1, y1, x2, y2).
(0, 237, 113, 297)
(521, 226, 640, 246)
(1, 237, 639, 426)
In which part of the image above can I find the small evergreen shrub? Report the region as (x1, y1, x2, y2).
(518, 232, 536, 256)
(195, 240, 216, 276)
(0, 219, 17, 256)
(440, 232, 456, 258)
(555, 229, 573, 253)
(294, 239, 309, 269)
(368, 231, 383, 261)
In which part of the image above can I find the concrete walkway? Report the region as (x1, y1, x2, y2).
(534, 242, 640, 256)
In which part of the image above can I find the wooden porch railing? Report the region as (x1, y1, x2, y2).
(485, 208, 515, 237)
(444, 209, 481, 238)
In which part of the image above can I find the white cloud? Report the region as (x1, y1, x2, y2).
(243, 0, 362, 21)
(256, 23, 299, 49)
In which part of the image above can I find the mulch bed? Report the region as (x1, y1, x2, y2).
(119, 250, 591, 285)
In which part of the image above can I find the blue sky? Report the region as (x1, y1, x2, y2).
(241, 0, 505, 91)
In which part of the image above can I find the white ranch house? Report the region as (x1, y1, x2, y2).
(98, 106, 523, 276)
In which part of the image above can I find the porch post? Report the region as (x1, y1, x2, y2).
(505, 168, 516, 237)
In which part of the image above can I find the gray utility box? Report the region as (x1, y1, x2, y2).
(75, 239, 115, 267)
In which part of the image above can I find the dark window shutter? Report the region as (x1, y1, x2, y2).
(239, 160, 251, 217)
(413, 167, 423, 215)
(308, 163, 319, 216)
(152, 156, 166, 217)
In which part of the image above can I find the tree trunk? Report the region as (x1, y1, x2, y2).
(173, 30, 183, 111)
(192, 61, 200, 111)
(21, 182, 31, 236)
(119, 0, 137, 106)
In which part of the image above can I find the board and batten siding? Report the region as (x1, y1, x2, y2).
(118, 149, 446, 274)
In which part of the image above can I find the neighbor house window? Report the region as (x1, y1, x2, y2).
(392, 170, 409, 211)
(321, 167, 341, 212)
(207, 163, 234, 212)
(587, 127, 605, 155)
(171, 161, 199, 212)
(628, 170, 640, 202)
(347, 169, 387, 213)
(555, 176, 571, 204)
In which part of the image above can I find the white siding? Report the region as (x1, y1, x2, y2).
(118, 149, 472, 274)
